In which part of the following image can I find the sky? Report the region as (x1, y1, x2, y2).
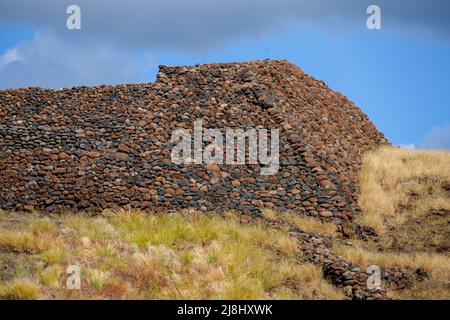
(0, 1, 449, 150)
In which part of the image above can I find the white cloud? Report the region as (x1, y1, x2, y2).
(1, 1, 449, 89)
(0, 48, 21, 70)
(398, 144, 416, 150)
(0, 32, 151, 89)
(0, 1, 449, 53)
(420, 124, 450, 150)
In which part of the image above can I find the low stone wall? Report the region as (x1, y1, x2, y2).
(0, 60, 387, 219)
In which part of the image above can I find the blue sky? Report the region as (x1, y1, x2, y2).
(0, 1, 449, 149)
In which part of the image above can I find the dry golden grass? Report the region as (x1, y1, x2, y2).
(0, 209, 343, 300)
(261, 209, 279, 220)
(340, 146, 450, 299)
(282, 214, 337, 236)
(0, 213, 64, 254)
(0, 279, 40, 300)
(261, 209, 338, 237)
(334, 241, 449, 275)
(357, 146, 450, 234)
(0, 231, 48, 254)
(333, 241, 450, 299)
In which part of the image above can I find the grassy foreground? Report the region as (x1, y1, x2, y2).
(0, 146, 449, 300)
(0, 209, 343, 300)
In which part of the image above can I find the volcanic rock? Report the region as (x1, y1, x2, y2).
(0, 60, 388, 216)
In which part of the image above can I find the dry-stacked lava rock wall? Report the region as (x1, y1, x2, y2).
(0, 60, 388, 219)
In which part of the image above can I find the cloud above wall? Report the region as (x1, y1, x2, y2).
(0, 0, 449, 52)
(1, 1, 449, 89)
(0, 32, 151, 89)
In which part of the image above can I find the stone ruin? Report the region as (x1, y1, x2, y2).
(0, 60, 388, 221)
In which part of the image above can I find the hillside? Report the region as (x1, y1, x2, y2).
(0, 146, 448, 300)
(0, 60, 447, 300)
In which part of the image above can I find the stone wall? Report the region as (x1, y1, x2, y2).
(0, 60, 388, 219)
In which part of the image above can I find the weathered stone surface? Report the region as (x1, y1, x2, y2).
(0, 60, 388, 216)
